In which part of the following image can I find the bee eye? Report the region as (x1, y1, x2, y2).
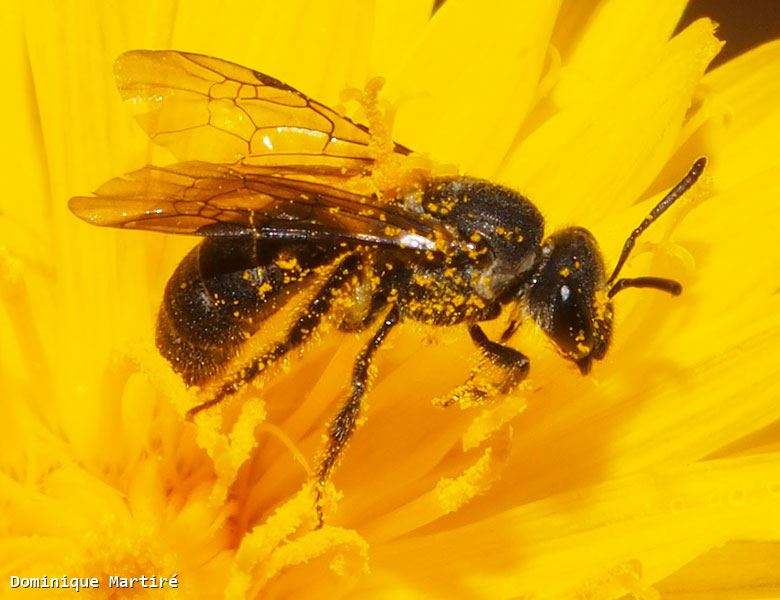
(549, 283, 592, 358)
(529, 227, 612, 366)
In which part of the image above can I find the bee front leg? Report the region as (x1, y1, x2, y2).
(315, 304, 401, 526)
(443, 324, 530, 407)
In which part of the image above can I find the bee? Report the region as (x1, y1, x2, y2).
(70, 51, 705, 519)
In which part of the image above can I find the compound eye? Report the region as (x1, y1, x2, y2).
(528, 227, 613, 369)
(548, 283, 594, 360)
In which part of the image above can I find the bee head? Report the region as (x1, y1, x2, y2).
(527, 157, 706, 373)
(528, 228, 612, 374)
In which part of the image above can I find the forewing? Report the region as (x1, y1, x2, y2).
(115, 50, 408, 165)
(69, 162, 445, 251)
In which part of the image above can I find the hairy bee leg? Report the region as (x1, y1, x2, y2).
(443, 324, 530, 407)
(337, 287, 392, 332)
(499, 319, 520, 342)
(469, 324, 530, 391)
(186, 254, 364, 418)
(315, 305, 401, 526)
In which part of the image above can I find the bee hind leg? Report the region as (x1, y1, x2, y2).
(186, 254, 364, 419)
(315, 304, 401, 526)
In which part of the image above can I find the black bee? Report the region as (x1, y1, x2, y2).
(70, 51, 705, 517)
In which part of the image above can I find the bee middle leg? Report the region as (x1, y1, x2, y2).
(186, 254, 364, 418)
(315, 304, 401, 525)
(444, 324, 530, 407)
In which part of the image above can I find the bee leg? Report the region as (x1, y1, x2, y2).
(186, 254, 364, 418)
(337, 288, 391, 332)
(315, 304, 401, 526)
(499, 319, 520, 342)
(444, 324, 530, 406)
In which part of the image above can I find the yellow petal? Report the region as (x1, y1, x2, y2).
(702, 40, 780, 192)
(371, 0, 434, 76)
(367, 454, 780, 599)
(551, 0, 689, 108)
(657, 540, 780, 599)
(172, 0, 375, 104)
(387, 0, 561, 175)
(500, 19, 722, 231)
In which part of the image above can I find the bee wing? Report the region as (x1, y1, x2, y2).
(69, 161, 447, 251)
(115, 50, 409, 166)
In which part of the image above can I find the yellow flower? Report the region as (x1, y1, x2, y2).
(2, 1, 780, 598)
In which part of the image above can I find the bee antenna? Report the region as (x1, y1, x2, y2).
(606, 157, 706, 290)
(607, 276, 682, 299)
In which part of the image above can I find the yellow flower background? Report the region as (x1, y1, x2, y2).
(2, 0, 780, 598)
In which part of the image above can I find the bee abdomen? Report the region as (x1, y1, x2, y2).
(156, 238, 332, 385)
(156, 304, 233, 385)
